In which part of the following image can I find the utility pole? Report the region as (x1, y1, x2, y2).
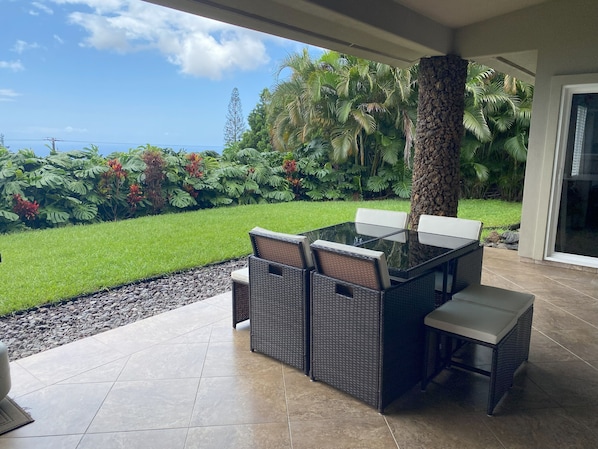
(44, 137, 62, 153)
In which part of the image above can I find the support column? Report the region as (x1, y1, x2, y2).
(409, 55, 468, 229)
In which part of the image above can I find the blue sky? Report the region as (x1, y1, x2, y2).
(1, 0, 316, 155)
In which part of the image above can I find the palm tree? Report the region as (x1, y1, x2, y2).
(460, 64, 533, 200)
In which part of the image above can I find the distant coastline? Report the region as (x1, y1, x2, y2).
(2, 140, 224, 156)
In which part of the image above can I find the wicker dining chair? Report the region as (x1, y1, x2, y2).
(417, 214, 484, 301)
(248, 227, 314, 374)
(309, 239, 435, 413)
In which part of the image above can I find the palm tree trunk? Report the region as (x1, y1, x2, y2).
(409, 55, 468, 229)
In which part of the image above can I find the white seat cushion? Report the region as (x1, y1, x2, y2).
(250, 226, 314, 268)
(425, 300, 517, 345)
(355, 208, 408, 229)
(453, 284, 534, 318)
(231, 267, 249, 284)
(418, 215, 482, 240)
(311, 239, 391, 290)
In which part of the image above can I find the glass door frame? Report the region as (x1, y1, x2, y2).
(546, 78, 598, 268)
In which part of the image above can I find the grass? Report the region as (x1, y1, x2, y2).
(0, 199, 521, 316)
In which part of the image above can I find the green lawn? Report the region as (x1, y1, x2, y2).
(0, 199, 521, 316)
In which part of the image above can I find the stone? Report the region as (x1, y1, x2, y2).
(502, 231, 519, 244)
(486, 231, 501, 244)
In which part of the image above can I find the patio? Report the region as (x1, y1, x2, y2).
(1, 247, 597, 449)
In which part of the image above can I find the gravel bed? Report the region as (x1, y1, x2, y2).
(0, 258, 248, 361)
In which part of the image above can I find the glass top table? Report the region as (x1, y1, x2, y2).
(303, 222, 480, 284)
(358, 230, 480, 280)
(301, 221, 406, 247)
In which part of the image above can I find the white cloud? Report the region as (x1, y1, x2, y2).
(31, 2, 54, 15)
(12, 40, 41, 54)
(0, 89, 21, 102)
(54, 34, 65, 44)
(64, 126, 88, 133)
(0, 60, 24, 71)
(50, 0, 271, 79)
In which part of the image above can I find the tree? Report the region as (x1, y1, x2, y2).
(223, 87, 246, 147)
(409, 55, 468, 228)
(238, 89, 273, 152)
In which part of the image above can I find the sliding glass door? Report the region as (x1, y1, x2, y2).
(550, 86, 598, 264)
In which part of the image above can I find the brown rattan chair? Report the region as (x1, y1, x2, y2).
(248, 227, 314, 374)
(309, 239, 435, 413)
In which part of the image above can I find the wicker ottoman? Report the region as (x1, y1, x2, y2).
(452, 284, 534, 368)
(423, 300, 520, 415)
(231, 267, 249, 328)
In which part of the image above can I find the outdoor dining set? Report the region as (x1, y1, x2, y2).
(231, 209, 534, 416)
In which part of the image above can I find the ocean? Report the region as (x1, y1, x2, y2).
(2, 139, 224, 157)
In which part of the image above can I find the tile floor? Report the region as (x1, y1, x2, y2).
(1, 247, 597, 449)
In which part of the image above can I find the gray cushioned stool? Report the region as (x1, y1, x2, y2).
(0, 341, 11, 400)
(422, 300, 520, 415)
(231, 267, 249, 328)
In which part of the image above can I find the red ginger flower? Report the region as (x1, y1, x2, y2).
(283, 159, 297, 174)
(185, 153, 204, 178)
(106, 159, 126, 180)
(12, 194, 39, 221)
(127, 184, 143, 207)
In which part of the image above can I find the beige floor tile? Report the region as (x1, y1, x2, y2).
(88, 378, 199, 433)
(386, 410, 504, 449)
(4, 383, 112, 437)
(0, 435, 83, 449)
(525, 360, 598, 407)
(186, 422, 291, 449)
(284, 369, 379, 421)
(91, 315, 187, 355)
(58, 357, 128, 384)
(167, 324, 214, 344)
(117, 342, 208, 381)
(484, 407, 598, 449)
(527, 329, 580, 363)
(563, 406, 598, 438)
(290, 417, 397, 449)
(78, 428, 187, 449)
(201, 340, 282, 377)
(6, 363, 46, 399)
(14, 337, 124, 385)
(151, 302, 230, 335)
(542, 327, 598, 361)
(190, 374, 287, 426)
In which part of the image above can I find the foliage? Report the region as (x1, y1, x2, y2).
(0, 51, 533, 232)
(223, 87, 246, 147)
(460, 65, 533, 201)
(267, 50, 532, 202)
(140, 145, 167, 214)
(238, 88, 273, 153)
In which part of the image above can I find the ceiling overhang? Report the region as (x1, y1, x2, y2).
(143, 0, 556, 82)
